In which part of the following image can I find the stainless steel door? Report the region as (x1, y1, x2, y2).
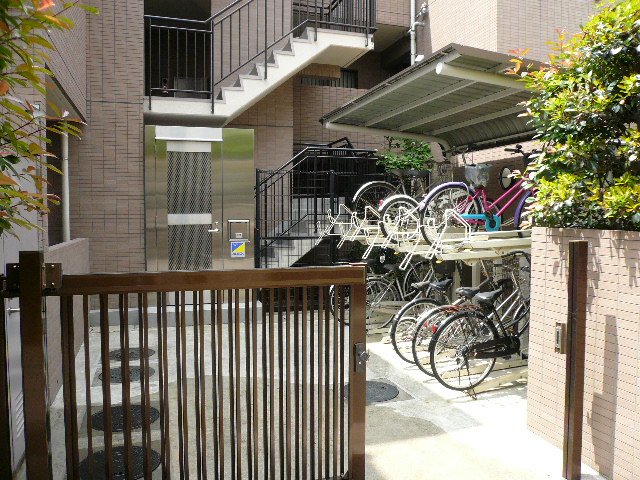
(145, 126, 255, 272)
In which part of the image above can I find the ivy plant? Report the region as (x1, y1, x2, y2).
(0, 0, 97, 236)
(377, 136, 435, 171)
(512, 0, 640, 231)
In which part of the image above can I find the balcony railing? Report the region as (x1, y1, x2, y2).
(144, 0, 376, 111)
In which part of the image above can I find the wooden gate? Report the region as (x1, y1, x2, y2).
(0, 251, 367, 480)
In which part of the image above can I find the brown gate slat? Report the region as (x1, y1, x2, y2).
(12, 258, 366, 480)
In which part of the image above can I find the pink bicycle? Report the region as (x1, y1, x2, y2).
(417, 145, 539, 244)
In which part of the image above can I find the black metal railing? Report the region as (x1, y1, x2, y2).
(145, 0, 376, 111)
(255, 139, 382, 268)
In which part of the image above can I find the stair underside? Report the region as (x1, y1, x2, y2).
(145, 28, 373, 126)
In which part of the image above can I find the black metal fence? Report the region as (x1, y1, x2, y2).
(255, 141, 383, 268)
(145, 0, 376, 110)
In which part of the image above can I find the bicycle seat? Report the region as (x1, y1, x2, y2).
(429, 278, 453, 292)
(383, 263, 401, 273)
(410, 281, 431, 292)
(455, 286, 481, 299)
(364, 258, 378, 267)
(474, 288, 504, 307)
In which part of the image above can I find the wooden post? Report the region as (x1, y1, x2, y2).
(562, 240, 588, 480)
(348, 282, 366, 479)
(18, 251, 52, 479)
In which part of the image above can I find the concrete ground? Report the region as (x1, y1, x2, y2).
(364, 330, 605, 480)
(41, 321, 607, 480)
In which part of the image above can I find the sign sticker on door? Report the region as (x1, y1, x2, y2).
(231, 242, 246, 258)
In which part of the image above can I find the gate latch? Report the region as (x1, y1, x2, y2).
(354, 342, 369, 372)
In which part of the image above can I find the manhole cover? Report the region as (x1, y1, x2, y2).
(344, 380, 399, 403)
(99, 366, 155, 384)
(79, 446, 161, 480)
(109, 348, 155, 361)
(92, 405, 160, 432)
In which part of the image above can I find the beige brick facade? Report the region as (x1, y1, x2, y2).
(528, 227, 640, 480)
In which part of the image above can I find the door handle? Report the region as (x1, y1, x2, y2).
(208, 228, 220, 233)
(6, 308, 20, 314)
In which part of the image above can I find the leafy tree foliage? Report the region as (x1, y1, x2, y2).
(378, 137, 435, 171)
(515, 0, 640, 230)
(0, 0, 97, 236)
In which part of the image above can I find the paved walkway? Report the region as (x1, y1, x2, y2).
(365, 332, 605, 480)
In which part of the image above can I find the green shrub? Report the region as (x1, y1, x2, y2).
(515, 0, 640, 230)
(377, 137, 434, 171)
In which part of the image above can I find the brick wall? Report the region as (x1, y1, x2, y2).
(229, 80, 294, 170)
(293, 84, 385, 151)
(377, 0, 410, 27)
(528, 227, 640, 480)
(47, 4, 87, 119)
(72, 0, 146, 273)
(497, 0, 596, 62)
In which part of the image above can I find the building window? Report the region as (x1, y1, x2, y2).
(300, 69, 358, 88)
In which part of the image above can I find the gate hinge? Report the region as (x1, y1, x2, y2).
(4, 263, 62, 293)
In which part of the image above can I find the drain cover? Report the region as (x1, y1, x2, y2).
(344, 380, 400, 403)
(99, 366, 155, 384)
(92, 405, 160, 432)
(79, 445, 161, 480)
(109, 348, 155, 362)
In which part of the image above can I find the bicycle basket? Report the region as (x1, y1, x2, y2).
(464, 164, 494, 188)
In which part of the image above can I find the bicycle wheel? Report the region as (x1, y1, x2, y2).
(389, 297, 441, 363)
(366, 278, 401, 326)
(419, 184, 481, 244)
(411, 306, 458, 376)
(379, 195, 420, 242)
(514, 190, 534, 232)
(401, 259, 435, 298)
(429, 310, 498, 391)
(352, 181, 396, 218)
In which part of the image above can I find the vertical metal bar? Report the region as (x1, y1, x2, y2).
(314, 0, 318, 39)
(348, 282, 367, 480)
(82, 296, 94, 479)
(301, 288, 308, 480)
(309, 287, 315, 478)
(142, 294, 153, 479)
(251, 289, 259, 480)
(147, 18, 152, 110)
(176, 292, 186, 479)
(293, 288, 300, 479)
(339, 286, 346, 474)
(228, 290, 237, 480)
(278, 289, 285, 480)
(180, 291, 190, 479)
(563, 240, 588, 480)
(285, 288, 292, 480)
(198, 291, 208, 479)
(98, 294, 114, 480)
(234, 290, 242, 480)
(262, 289, 270, 480)
(0, 300, 11, 480)
(161, 292, 171, 478)
(324, 286, 330, 477)
(263, 0, 268, 79)
(138, 295, 148, 478)
(255, 171, 261, 268)
(317, 286, 324, 480)
(245, 290, 254, 479)
(61, 295, 79, 479)
(17, 251, 51, 480)
(332, 285, 340, 479)
(194, 291, 203, 480)
(119, 295, 134, 480)
(211, 290, 221, 480)
(157, 293, 169, 480)
(268, 288, 276, 479)
(216, 290, 225, 479)
(210, 20, 215, 112)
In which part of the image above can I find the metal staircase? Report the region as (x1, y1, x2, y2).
(145, 0, 375, 124)
(255, 138, 382, 268)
